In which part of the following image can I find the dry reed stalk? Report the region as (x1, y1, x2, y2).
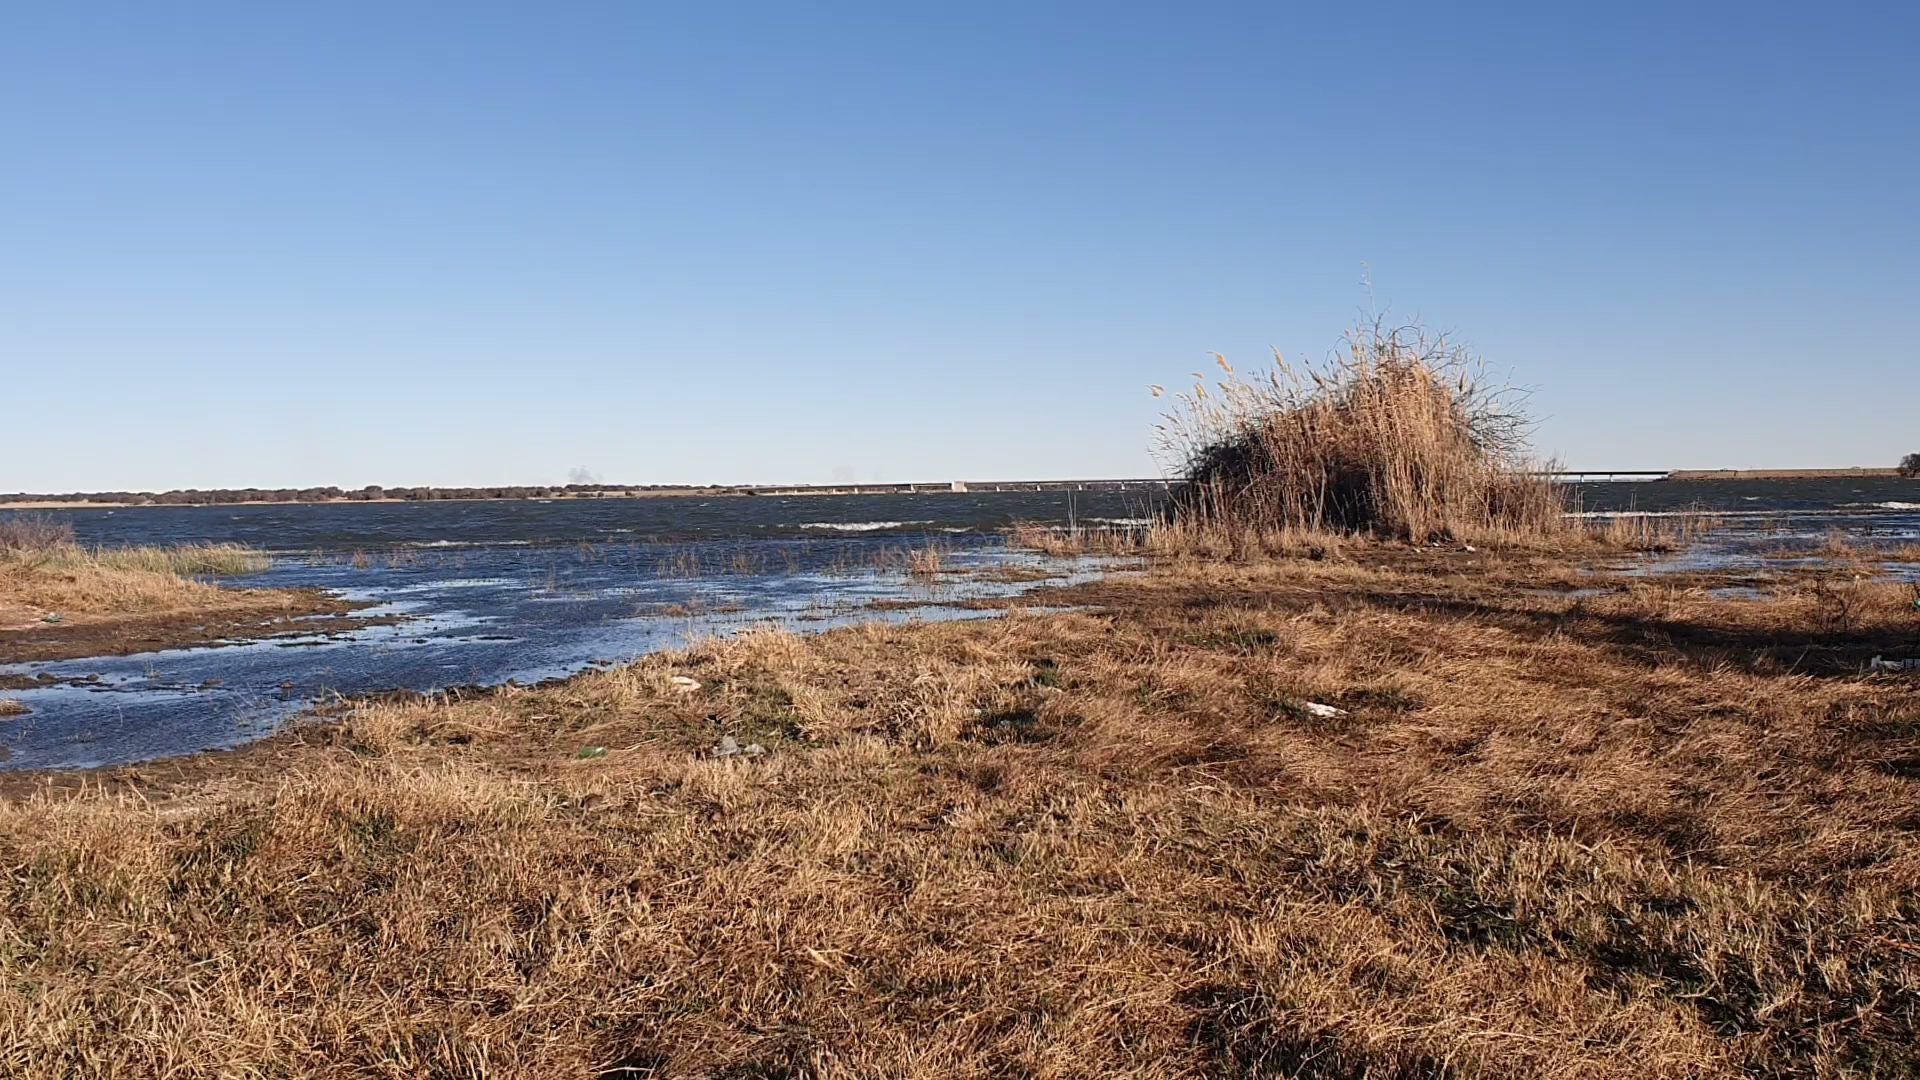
(1583, 509, 1721, 552)
(907, 545, 945, 579)
(1154, 320, 1567, 545)
(1006, 522, 1149, 557)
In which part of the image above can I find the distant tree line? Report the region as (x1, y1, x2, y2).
(0, 484, 732, 506)
(1901, 454, 1920, 479)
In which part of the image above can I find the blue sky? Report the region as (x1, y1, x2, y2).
(3, 2, 1914, 489)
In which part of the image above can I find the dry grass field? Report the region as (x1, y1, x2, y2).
(3, 542, 1917, 1078)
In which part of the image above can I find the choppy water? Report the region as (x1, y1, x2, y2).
(1566, 476, 1920, 517)
(45, 488, 1161, 551)
(3, 479, 1916, 771)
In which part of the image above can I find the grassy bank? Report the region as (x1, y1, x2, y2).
(0, 515, 353, 667)
(3, 542, 1917, 1077)
(0, 514, 270, 618)
(1, 539, 272, 611)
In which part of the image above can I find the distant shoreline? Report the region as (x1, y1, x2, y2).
(0, 479, 1170, 509)
(0, 491, 746, 510)
(0, 469, 1908, 510)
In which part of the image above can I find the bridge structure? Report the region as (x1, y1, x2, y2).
(1537, 470, 1670, 482)
(744, 478, 1170, 496)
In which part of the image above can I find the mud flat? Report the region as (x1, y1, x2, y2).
(0, 589, 382, 667)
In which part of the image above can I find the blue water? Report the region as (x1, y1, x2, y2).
(0, 528, 1115, 770)
(42, 488, 1162, 550)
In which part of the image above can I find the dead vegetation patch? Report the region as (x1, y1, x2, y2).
(2, 548, 1918, 1077)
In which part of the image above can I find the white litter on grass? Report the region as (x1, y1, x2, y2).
(670, 676, 703, 692)
(1302, 702, 1347, 719)
(712, 735, 766, 758)
(1869, 656, 1920, 672)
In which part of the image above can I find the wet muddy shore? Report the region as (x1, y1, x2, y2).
(0, 589, 383, 667)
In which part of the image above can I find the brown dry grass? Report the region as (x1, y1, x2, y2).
(1583, 510, 1722, 553)
(1811, 527, 1920, 565)
(906, 541, 949, 580)
(3, 546, 1918, 1077)
(2, 555, 248, 621)
(0, 533, 339, 663)
(1013, 512, 1716, 562)
(0, 514, 276, 629)
(1007, 521, 1154, 557)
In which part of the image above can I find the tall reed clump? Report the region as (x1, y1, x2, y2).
(1154, 320, 1569, 545)
(85, 543, 272, 576)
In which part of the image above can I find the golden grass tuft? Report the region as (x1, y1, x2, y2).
(906, 543, 945, 579)
(84, 542, 271, 576)
(1007, 521, 1154, 557)
(1582, 509, 1722, 552)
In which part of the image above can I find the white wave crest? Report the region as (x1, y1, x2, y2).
(1570, 506, 1918, 520)
(799, 520, 934, 532)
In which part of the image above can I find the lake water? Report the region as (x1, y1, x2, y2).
(2, 478, 1916, 771)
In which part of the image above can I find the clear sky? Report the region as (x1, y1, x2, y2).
(3, 2, 1914, 490)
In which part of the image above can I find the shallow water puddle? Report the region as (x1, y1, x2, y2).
(0, 541, 1114, 770)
